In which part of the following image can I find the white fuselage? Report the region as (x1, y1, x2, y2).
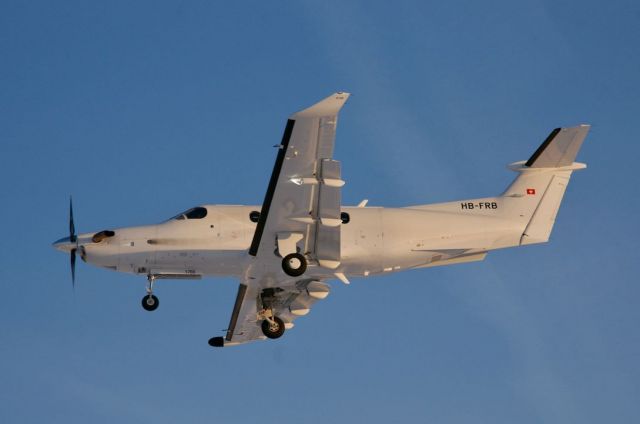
(66, 198, 526, 280)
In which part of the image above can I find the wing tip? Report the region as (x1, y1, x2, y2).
(208, 337, 225, 347)
(291, 92, 351, 118)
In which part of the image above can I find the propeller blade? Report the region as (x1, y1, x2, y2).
(71, 248, 76, 289)
(69, 197, 76, 243)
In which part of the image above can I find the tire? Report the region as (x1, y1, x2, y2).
(282, 252, 307, 277)
(142, 294, 159, 311)
(261, 316, 286, 339)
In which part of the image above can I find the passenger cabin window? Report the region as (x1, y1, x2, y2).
(171, 206, 208, 221)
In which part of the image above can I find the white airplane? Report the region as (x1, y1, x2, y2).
(53, 93, 589, 347)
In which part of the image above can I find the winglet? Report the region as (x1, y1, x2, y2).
(291, 92, 351, 119)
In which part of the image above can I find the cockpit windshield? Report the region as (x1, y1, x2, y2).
(169, 206, 208, 221)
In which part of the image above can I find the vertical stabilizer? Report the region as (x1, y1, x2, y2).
(519, 173, 569, 245)
(502, 125, 589, 245)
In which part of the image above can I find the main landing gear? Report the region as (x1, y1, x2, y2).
(258, 289, 286, 339)
(261, 316, 285, 339)
(142, 275, 159, 311)
(210, 290, 287, 347)
(282, 252, 307, 277)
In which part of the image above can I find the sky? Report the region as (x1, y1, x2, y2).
(1, 0, 639, 422)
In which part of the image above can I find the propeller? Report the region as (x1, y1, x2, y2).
(69, 197, 78, 289)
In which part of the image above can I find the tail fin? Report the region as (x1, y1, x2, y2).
(502, 125, 590, 245)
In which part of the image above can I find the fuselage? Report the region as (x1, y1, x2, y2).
(54, 199, 527, 280)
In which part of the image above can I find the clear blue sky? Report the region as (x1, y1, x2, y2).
(1, 1, 639, 423)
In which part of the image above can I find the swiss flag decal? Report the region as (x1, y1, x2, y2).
(526, 188, 536, 195)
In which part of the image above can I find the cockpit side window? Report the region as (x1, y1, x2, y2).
(170, 206, 208, 221)
(185, 207, 207, 219)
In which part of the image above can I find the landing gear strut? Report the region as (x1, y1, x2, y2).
(142, 275, 159, 311)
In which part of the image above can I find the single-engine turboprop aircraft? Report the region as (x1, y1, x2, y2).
(53, 93, 589, 347)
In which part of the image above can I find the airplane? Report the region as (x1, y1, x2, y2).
(52, 92, 590, 347)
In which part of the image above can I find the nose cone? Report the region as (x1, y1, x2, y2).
(52, 236, 75, 252)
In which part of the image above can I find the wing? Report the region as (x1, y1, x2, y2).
(210, 93, 349, 347)
(250, 92, 350, 268)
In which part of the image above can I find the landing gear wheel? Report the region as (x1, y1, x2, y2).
(261, 316, 286, 339)
(141, 294, 159, 311)
(282, 253, 307, 277)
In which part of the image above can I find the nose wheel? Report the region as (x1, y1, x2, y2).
(142, 275, 159, 311)
(142, 294, 159, 311)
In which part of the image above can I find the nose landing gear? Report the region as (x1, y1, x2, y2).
(141, 275, 159, 311)
(142, 294, 159, 311)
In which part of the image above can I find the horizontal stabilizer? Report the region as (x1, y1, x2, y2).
(525, 125, 590, 168)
